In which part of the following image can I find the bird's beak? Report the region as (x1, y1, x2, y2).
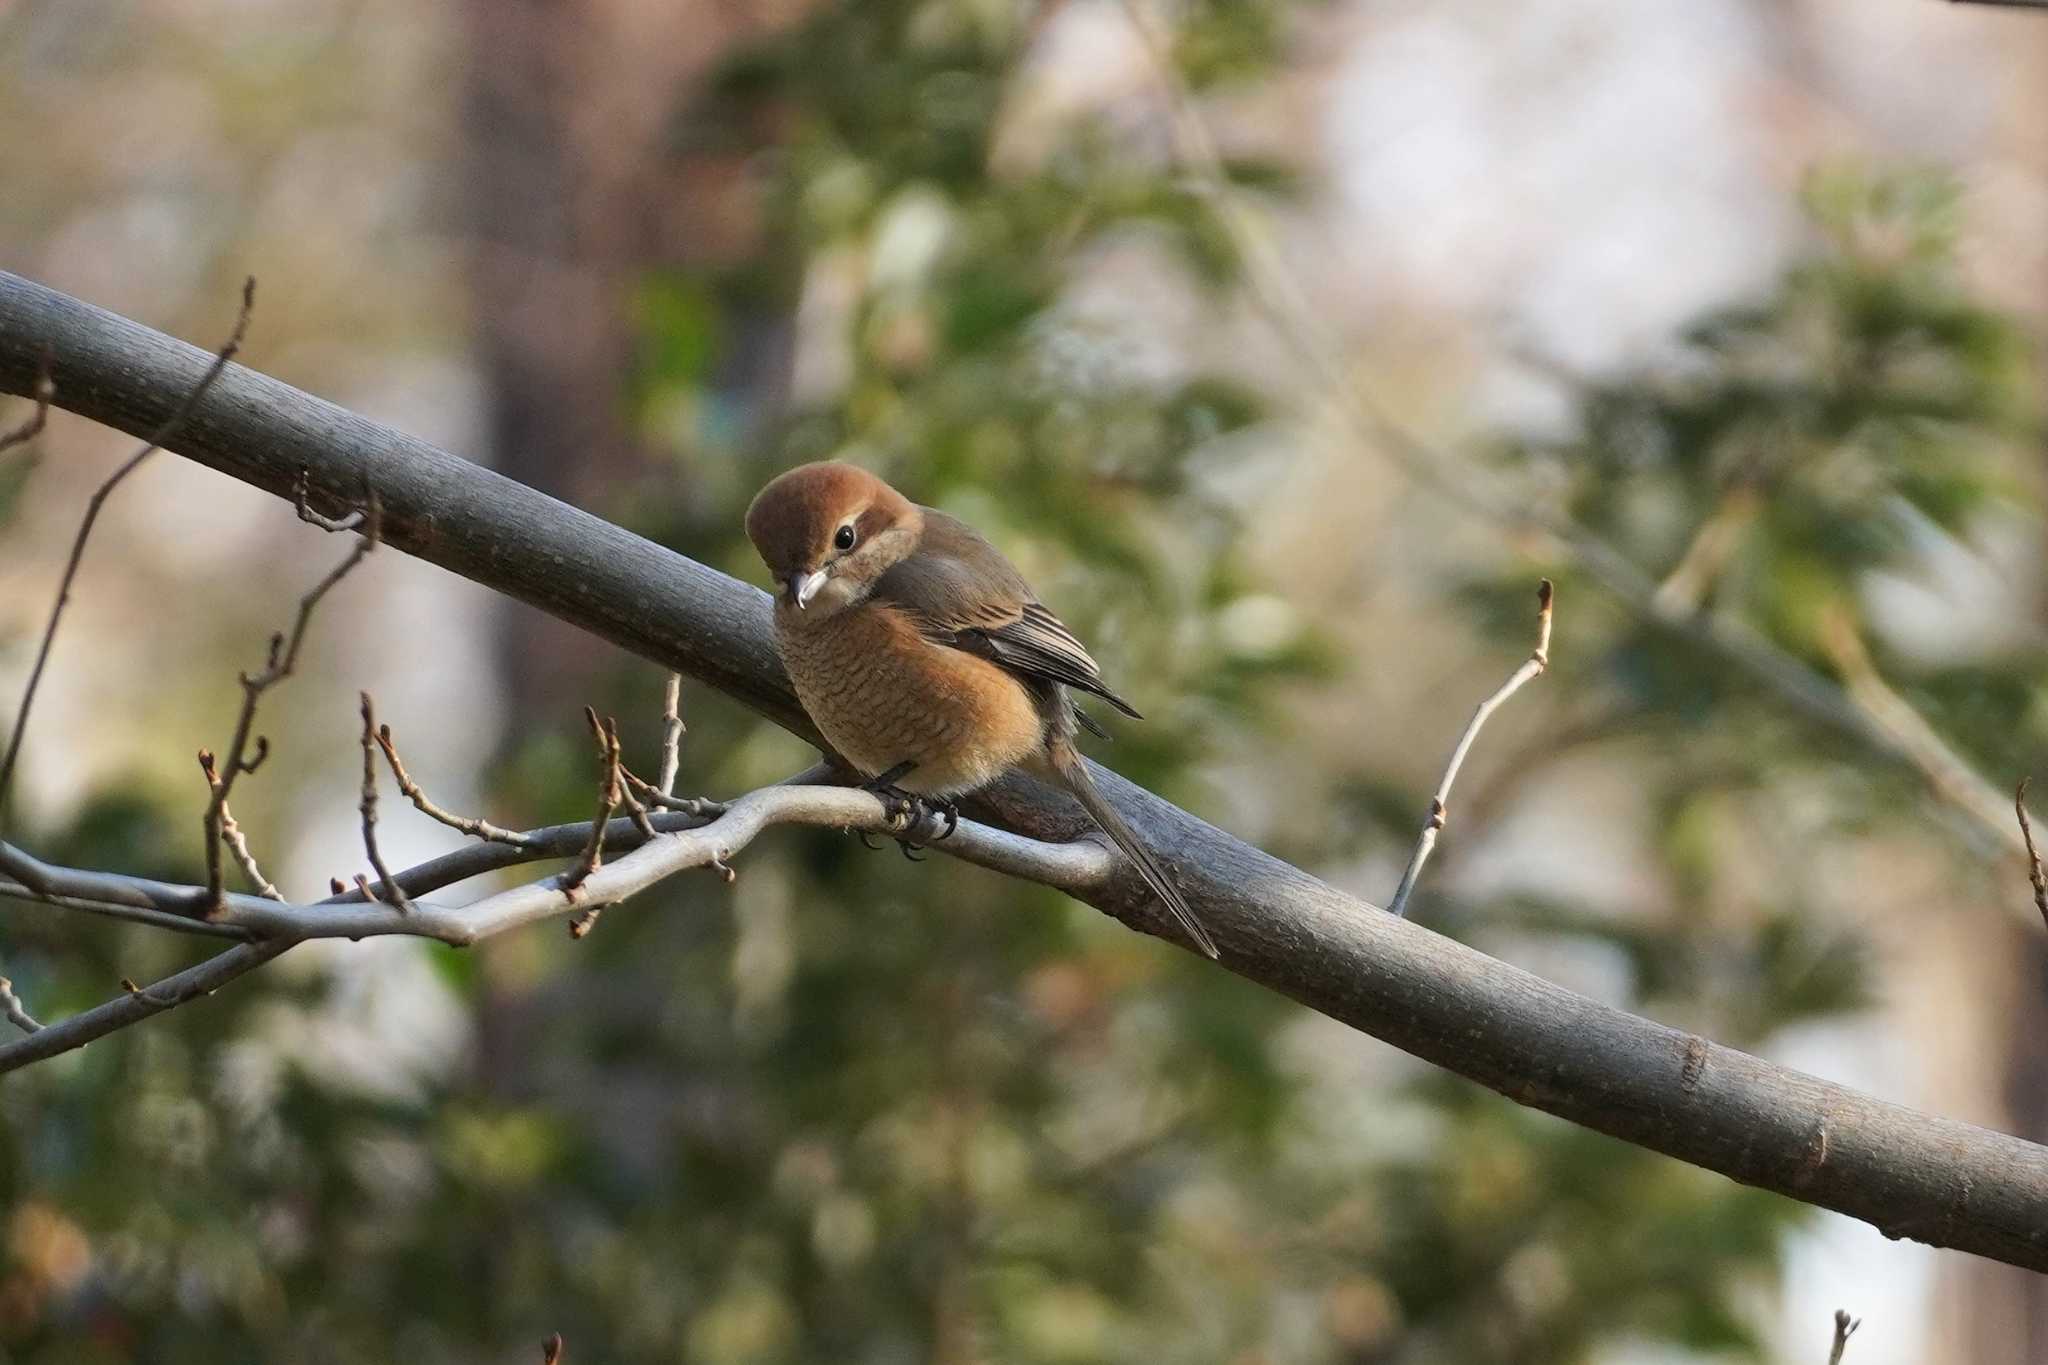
(788, 569, 828, 610)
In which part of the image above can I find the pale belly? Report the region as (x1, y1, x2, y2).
(776, 602, 1048, 796)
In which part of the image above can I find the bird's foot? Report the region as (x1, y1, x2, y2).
(857, 764, 946, 857)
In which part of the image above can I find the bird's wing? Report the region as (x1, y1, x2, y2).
(873, 510, 1143, 720)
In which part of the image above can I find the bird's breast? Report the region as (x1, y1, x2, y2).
(775, 602, 1047, 796)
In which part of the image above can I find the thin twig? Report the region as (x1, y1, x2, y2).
(1388, 579, 1554, 918)
(542, 1333, 565, 1365)
(1828, 1309, 1861, 1365)
(294, 467, 365, 532)
(658, 673, 685, 797)
(0, 973, 42, 1035)
(562, 709, 621, 900)
(198, 752, 286, 901)
(2017, 778, 2048, 933)
(357, 694, 414, 912)
(622, 766, 723, 816)
(0, 350, 52, 456)
(0, 940, 292, 1074)
(615, 771, 661, 842)
(201, 494, 379, 908)
(0, 280, 255, 824)
(572, 720, 660, 939)
(374, 719, 534, 847)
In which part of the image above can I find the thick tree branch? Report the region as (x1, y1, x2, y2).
(2, 273, 2047, 1272)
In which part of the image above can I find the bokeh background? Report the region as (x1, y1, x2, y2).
(3, 0, 2048, 1361)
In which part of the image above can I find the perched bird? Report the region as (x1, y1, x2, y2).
(744, 461, 1220, 959)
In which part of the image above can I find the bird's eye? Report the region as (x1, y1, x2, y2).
(834, 524, 857, 551)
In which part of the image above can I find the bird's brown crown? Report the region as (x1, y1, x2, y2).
(745, 462, 923, 610)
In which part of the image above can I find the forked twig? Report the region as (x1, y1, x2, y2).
(1828, 1309, 1861, 1365)
(1, 280, 256, 823)
(198, 752, 286, 901)
(200, 493, 380, 908)
(1387, 579, 1554, 918)
(563, 708, 622, 901)
(357, 694, 414, 912)
(622, 767, 723, 816)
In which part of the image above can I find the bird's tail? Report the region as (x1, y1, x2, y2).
(1048, 741, 1220, 959)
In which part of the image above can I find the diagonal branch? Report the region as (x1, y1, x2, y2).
(1388, 579, 1553, 917)
(6, 274, 2048, 1272)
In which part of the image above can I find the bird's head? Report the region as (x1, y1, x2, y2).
(745, 462, 924, 617)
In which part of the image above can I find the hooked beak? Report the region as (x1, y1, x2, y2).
(786, 569, 828, 610)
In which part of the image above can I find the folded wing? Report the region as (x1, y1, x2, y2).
(873, 509, 1143, 720)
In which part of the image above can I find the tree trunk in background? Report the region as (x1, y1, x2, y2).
(462, 0, 777, 719)
(456, 0, 801, 1088)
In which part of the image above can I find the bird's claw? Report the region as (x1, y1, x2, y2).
(857, 766, 957, 853)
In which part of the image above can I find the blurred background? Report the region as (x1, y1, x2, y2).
(2, 0, 2047, 1360)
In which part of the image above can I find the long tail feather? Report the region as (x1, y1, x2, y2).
(1050, 745, 1220, 959)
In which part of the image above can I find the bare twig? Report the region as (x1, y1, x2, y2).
(201, 496, 378, 908)
(0, 349, 52, 456)
(1387, 579, 1554, 918)
(0, 972, 43, 1035)
(357, 693, 414, 912)
(198, 752, 286, 901)
(658, 673, 685, 796)
(2017, 778, 2048, 932)
(541, 1333, 565, 1365)
(1828, 1309, 1861, 1364)
(622, 766, 723, 816)
(0, 280, 254, 823)
(562, 709, 623, 901)
(614, 770, 661, 842)
(375, 718, 535, 847)
(294, 467, 364, 532)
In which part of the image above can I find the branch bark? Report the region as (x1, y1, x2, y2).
(3, 272, 2047, 1273)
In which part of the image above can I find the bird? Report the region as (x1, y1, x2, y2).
(744, 461, 1220, 959)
